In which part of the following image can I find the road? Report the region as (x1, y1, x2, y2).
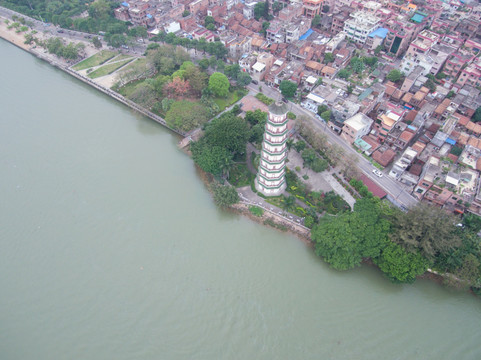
(247, 83, 418, 209)
(0, 5, 416, 208)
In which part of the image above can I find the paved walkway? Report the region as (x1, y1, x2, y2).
(237, 186, 307, 227)
(322, 171, 356, 208)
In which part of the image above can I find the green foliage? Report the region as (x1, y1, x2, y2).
(320, 110, 331, 122)
(317, 104, 328, 116)
(43, 37, 82, 60)
(236, 72, 252, 87)
(204, 112, 249, 156)
(192, 141, 233, 176)
(390, 204, 461, 261)
(255, 93, 274, 105)
(446, 90, 455, 99)
(279, 80, 297, 99)
(224, 64, 241, 79)
(312, 14, 321, 27)
(337, 69, 351, 80)
(182, 10, 190, 17)
(387, 69, 403, 83)
(312, 198, 391, 270)
(165, 101, 210, 132)
(287, 112, 296, 120)
(463, 213, 481, 233)
(472, 106, 481, 123)
(254, 2, 270, 21)
(323, 52, 334, 64)
(311, 158, 328, 173)
(293, 140, 306, 152)
(208, 72, 230, 98)
(450, 145, 463, 156)
(304, 215, 315, 228)
(249, 206, 264, 217)
(374, 242, 430, 283)
(350, 57, 365, 74)
(424, 79, 437, 92)
(301, 148, 317, 167)
(211, 183, 239, 208)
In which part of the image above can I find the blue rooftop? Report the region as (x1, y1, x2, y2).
(368, 27, 388, 39)
(446, 138, 456, 145)
(411, 13, 425, 23)
(146, 14, 152, 19)
(121, 2, 129, 7)
(299, 29, 313, 41)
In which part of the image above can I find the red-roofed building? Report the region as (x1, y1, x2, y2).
(359, 174, 387, 199)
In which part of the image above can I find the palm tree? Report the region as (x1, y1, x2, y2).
(220, 155, 234, 180)
(282, 195, 296, 212)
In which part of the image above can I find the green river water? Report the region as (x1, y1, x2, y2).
(1, 40, 480, 359)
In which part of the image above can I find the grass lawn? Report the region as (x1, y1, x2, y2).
(73, 50, 116, 70)
(88, 59, 134, 79)
(115, 78, 144, 95)
(213, 90, 243, 112)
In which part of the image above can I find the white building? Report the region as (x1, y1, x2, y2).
(340, 113, 373, 144)
(256, 102, 289, 196)
(343, 11, 380, 45)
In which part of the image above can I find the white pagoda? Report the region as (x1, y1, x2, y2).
(255, 101, 289, 196)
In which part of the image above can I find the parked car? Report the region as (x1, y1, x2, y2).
(372, 169, 383, 177)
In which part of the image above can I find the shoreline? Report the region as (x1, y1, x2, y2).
(1, 16, 473, 296)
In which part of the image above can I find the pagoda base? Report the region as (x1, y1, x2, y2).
(255, 178, 286, 197)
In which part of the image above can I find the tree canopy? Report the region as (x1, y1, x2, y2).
(208, 72, 230, 98)
(279, 80, 297, 99)
(387, 69, 403, 83)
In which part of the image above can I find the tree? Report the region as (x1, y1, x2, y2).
(424, 79, 437, 92)
(374, 242, 429, 283)
(224, 64, 241, 80)
(387, 69, 403, 83)
(446, 90, 455, 99)
(293, 140, 306, 152)
(249, 123, 265, 144)
(204, 15, 215, 27)
(204, 113, 249, 156)
(279, 80, 297, 99)
(182, 10, 190, 17)
(245, 109, 267, 126)
(128, 82, 157, 108)
(312, 14, 321, 27)
(206, 23, 215, 31)
(390, 203, 461, 261)
(183, 65, 208, 96)
(312, 198, 392, 270)
(272, 1, 283, 15)
(236, 72, 252, 87)
(165, 100, 210, 132)
(472, 106, 481, 123)
(320, 110, 331, 122)
(281, 195, 296, 212)
(311, 158, 328, 173)
(211, 183, 239, 208)
(92, 36, 102, 49)
(350, 57, 364, 74)
(337, 69, 351, 80)
(317, 105, 328, 116)
(261, 21, 270, 36)
(322, 5, 330, 12)
(323, 52, 334, 64)
(374, 45, 383, 55)
(301, 148, 317, 167)
(208, 72, 230, 97)
(192, 141, 233, 176)
(254, 2, 268, 20)
(163, 78, 191, 99)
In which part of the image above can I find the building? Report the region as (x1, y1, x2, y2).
(340, 113, 373, 144)
(302, 0, 323, 18)
(256, 102, 289, 196)
(343, 11, 380, 45)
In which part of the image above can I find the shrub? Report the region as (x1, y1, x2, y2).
(249, 206, 264, 217)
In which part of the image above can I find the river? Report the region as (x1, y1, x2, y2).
(1, 40, 480, 359)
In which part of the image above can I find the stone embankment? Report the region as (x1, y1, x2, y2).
(0, 15, 184, 137)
